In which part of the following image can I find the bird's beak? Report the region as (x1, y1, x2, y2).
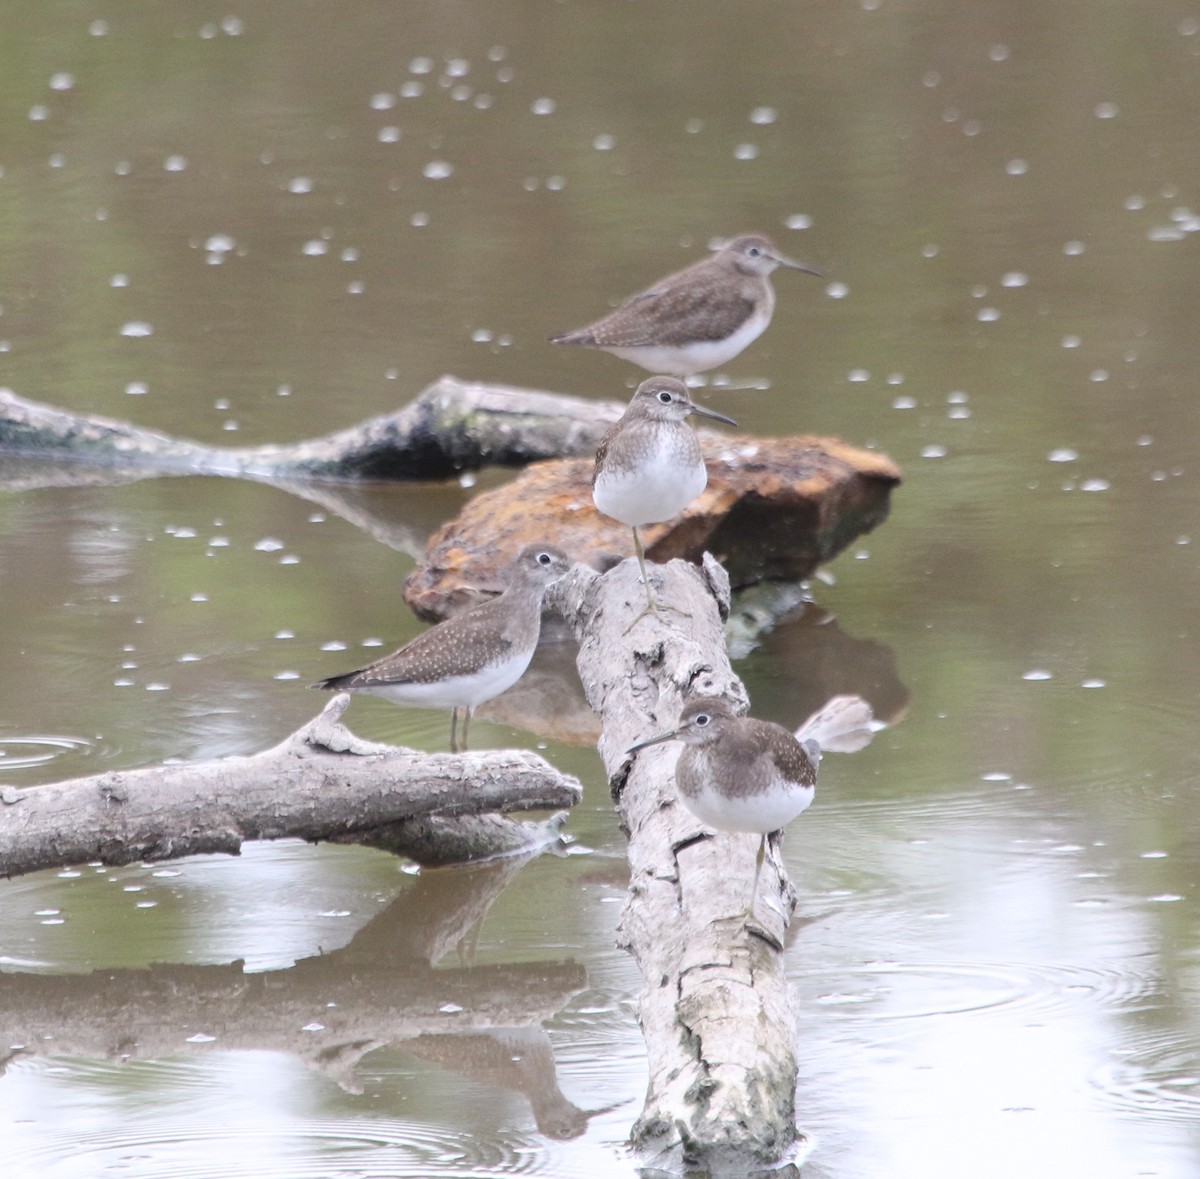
(688, 402, 738, 428)
(774, 254, 825, 278)
(627, 728, 680, 755)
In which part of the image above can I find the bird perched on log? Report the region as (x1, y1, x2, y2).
(628, 694, 875, 921)
(591, 376, 735, 615)
(549, 233, 823, 377)
(312, 545, 571, 751)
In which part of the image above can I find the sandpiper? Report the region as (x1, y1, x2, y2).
(628, 696, 819, 920)
(592, 376, 736, 613)
(549, 233, 823, 377)
(312, 545, 572, 752)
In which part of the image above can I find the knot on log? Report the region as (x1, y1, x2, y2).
(99, 777, 129, 804)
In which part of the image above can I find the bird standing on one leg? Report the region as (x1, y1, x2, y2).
(591, 376, 735, 616)
(312, 545, 572, 752)
(627, 696, 820, 923)
(549, 233, 823, 378)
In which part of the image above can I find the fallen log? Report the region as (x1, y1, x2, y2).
(550, 556, 806, 1174)
(0, 695, 581, 879)
(0, 376, 624, 483)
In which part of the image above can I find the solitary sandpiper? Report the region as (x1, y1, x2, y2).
(549, 233, 823, 377)
(628, 696, 820, 921)
(592, 376, 736, 614)
(312, 545, 572, 752)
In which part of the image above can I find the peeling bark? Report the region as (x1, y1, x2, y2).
(0, 696, 582, 879)
(550, 557, 805, 1173)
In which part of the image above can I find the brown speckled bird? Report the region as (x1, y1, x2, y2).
(628, 696, 820, 919)
(592, 376, 735, 613)
(312, 545, 571, 751)
(550, 233, 823, 376)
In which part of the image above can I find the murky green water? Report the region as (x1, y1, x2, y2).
(2, 2, 1200, 1176)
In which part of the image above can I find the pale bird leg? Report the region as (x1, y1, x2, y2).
(623, 525, 690, 634)
(748, 833, 767, 921)
(633, 526, 658, 613)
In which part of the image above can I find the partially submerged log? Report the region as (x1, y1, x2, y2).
(0, 695, 581, 879)
(550, 556, 806, 1174)
(0, 376, 625, 482)
(0, 382, 901, 620)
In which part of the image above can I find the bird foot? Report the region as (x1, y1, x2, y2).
(622, 599, 690, 635)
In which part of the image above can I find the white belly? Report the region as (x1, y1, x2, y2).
(593, 435, 708, 527)
(352, 653, 531, 712)
(681, 780, 814, 835)
(608, 308, 771, 376)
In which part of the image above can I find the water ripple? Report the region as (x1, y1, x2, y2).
(0, 734, 97, 774)
(7, 1118, 548, 1179)
(798, 958, 1159, 1022)
(1090, 1031, 1200, 1123)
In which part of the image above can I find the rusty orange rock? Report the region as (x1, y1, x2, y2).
(404, 434, 901, 621)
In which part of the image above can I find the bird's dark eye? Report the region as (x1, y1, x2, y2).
(657, 390, 673, 404)
(693, 713, 711, 727)
(537, 551, 552, 565)
(747, 246, 761, 257)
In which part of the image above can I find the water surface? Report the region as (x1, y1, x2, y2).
(2, 2, 1199, 1177)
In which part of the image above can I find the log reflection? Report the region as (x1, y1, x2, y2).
(0, 857, 603, 1135)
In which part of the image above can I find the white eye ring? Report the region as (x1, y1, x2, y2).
(657, 390, 673, 403)
(693, 713, 711, 727)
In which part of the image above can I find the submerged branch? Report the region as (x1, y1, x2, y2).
(0, 376, 625, 484)
(0, 695, 581, 879)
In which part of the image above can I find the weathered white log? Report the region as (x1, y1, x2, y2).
(0, 376, 624, 483)
(0, 695, 582, 879)
(550, 557, 803, 1173)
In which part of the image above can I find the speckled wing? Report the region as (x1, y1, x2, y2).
(314, 598, 522, 689)
(745, 717, 819, 792)
(591, 418, 623, 490)
(576, 275, 756, 348)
